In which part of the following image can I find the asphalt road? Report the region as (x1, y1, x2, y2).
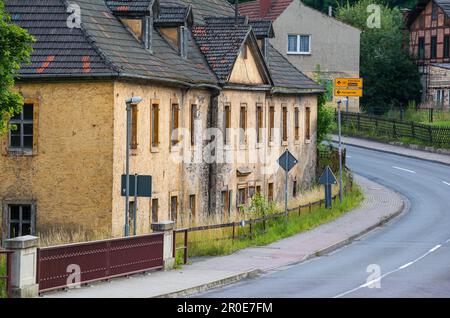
(197, 145, 450, 298)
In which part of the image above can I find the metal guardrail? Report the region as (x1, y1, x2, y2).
(0, 250, 13, 298)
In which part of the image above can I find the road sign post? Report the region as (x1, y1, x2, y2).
(337, 100, 343, 204)
(319, 166, 338, 209)
(277, 150, 299, 219)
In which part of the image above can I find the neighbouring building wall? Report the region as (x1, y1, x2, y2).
(0, 82, 115, 240)
(111, 81, 212, 236)
(270, 1, 360, 111)
(211, 89, 318, 216)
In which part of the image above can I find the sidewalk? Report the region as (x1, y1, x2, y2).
(43, 175, 405, 298)
(332, 135, 450, 166)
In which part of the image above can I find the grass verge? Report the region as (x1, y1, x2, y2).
(175, 184, 363, 261)
(0, 254, 6, 298)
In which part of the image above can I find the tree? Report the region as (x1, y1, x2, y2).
(314, 66, 335, 145)
(336, 0, 421, 114)
(0, 0, 34, 134)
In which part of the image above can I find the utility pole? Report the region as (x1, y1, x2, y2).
(337, 99, 344, 203)
(124, 97, 142, 237)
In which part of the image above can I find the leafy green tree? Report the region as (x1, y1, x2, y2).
(0, 0, 34, 134)
(337, 0, 421, 114)
(314, 66, 335, 144)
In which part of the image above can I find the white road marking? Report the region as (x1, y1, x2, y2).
(392, 166, 416, 174)
(443, 181, 450, 186)
(334, 243, 444, 298)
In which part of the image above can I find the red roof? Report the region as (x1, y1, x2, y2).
(238, 0, 293, 21)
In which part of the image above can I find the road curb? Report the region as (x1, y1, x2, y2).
(331, 136, 450, 167)
(155, 269, 262, 298)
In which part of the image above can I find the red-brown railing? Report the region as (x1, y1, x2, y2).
(0, 250, 13, 298)
(37, 233, 164, 293)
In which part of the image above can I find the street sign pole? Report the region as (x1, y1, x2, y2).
(125, 103, 131, 237)
(133, 173, 138, 236)
(337, 100, 343, 203)
(284, 149, 288, 219)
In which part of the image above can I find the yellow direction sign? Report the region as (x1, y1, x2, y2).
(335, 78, 363, 88)
(334, 89, 363, 97)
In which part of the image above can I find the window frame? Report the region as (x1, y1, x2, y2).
(418, 37, 425, 60)
(281, 105, 288, 143)
(269, 105, 275, 143)
(287, 34, 311, 55)
(8, 103, 36, 155)
(171, 101, 180, 147)
(190, 104, 198, 147)
(444, 35, 450, 58)
(2, 200, 36, 240)
(151, 100, 160, 149)
(294, 107, 300, 141)
(305, 107, 311, 142)
(223, 103, 231, 145)
(431, 36, 437, 59)
(256, 103, 264, 144)
(239, 103, 247, 145)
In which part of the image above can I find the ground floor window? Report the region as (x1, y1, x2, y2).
(151, 198, 159, 224)
(6, 204, 35, 239)
(170, 196, 178, 221)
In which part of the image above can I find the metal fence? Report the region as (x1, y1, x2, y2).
(0, 250, 13, 298)
(338, 111, 450, 148)
(174, 194, 340, 265)
(37, 233, 164, 293)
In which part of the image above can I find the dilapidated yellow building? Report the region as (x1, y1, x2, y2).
(1, 0, 322, 239)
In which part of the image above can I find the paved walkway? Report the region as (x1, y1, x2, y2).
(43, 175, 404, 298)
(332, 135, 450, 166)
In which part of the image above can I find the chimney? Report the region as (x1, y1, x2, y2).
(260, 0, 271, 18)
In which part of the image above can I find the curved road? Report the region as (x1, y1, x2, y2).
(198, 145, 450, 298)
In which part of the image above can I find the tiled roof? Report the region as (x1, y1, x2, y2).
(238, 0, 293, 21)
(160, 0, 235, 24)
(267, 43, 322, 92)
(249, 19, 274, 38)
(193, 18, 252, 82)
(5, 0, 216, 84)
(105, 0, 154, 15)
(154, 5, 192, 27)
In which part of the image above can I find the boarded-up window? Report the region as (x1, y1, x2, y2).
(171, 102, 179, 146)
(224, 104, 231, 144)
(240, 104, 247, 144)
(131, 105, 138, 149)
(191, 104, 197, 146)
(294, 107, 300, 140)
(268, 183, 274, 202)
(170, 196, 178, 221)
(282, 105, 288, 142)
(151, 103, 159, 147)
(305, 107, 311, 141)
(269, 106, 275, 142)
(151, 198, 158, 223)
(256, 104, 263, 143)
(189, 195, 196, 219)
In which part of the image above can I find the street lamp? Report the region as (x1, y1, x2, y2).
(124, 96, 142, 237)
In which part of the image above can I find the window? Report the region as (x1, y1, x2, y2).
(432, 3, 438, 21)
(293, 180, 297, 197)
(267, 183, 274, 202)
(9, 103, 34, 153)
(171, 102, 180, 146)
(189, 195, 196, 219)
(436, 89, 445, 105)
(294, 107, 300, 141)
(223, 104, 231, 144)
(444, 36, 450, 58)
(151, 103, 159, 147)
(131, 105, 138, 149)
(431, 36, 437, 59)
(256, 185, 261, 195)
(7, 204, 34, 239)
(248, 186, 256, 199)
(170, 196, 178, 221)
(287, 35, 311, 54)
(221, 190, 230, 216)
(191, 104, 198, 146)
(418, 37, 425, 60)
(151, 198, 159, 223)
(305, 107, 311, 141)
(239, 104, 247, 144)
(242, 44, 248, 60)
(237, 187, 247, 208)
(256, 104, 263, 144)
(269, 106, 275, 142)
(282, 105, 288, 142)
